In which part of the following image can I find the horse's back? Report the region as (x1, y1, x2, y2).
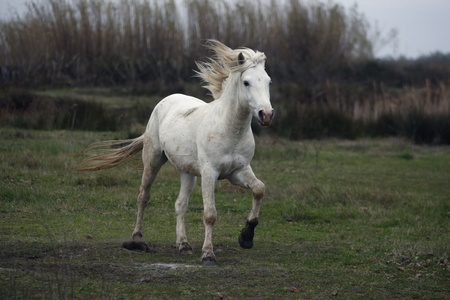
(155, 94, 207, 120)
(145, 93, 207, 133)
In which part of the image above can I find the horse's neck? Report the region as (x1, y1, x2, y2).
(215, 77, 252, 133)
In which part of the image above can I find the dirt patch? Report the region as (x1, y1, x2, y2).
(138, 263, 200, 271)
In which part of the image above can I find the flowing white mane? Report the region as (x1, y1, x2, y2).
(195, 40, 267, 99)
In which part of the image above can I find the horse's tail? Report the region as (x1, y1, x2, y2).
(75, 135, 144, 172)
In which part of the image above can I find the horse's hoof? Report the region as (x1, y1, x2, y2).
(202, 256, 217, 266)
(238, 233, 253, 249)
(178, 242, 193, 255)
(122, 240, 150, 253)
(238, 218, 258, 249)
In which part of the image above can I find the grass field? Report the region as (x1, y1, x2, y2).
(0, 128, 449, 299)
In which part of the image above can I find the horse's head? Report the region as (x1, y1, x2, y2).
(238, 52, 274, 126)
(195, 40, 274, 126)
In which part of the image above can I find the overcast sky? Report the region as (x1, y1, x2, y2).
(337, 0, 450, 58)
(1, 0, 449, 59)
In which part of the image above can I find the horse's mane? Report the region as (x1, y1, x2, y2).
(195, 40, 267, 99)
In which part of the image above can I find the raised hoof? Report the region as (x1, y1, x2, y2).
(238, 233, 253, 249)
(178, 242, 193, 256)
(238, 218, 259, 249)
(202, 256, 217, 266)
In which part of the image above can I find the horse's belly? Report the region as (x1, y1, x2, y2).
(160, 135, 201, 176)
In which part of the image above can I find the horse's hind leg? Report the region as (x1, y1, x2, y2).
(229, 166, 265, 249)
(123, 142, 167, 252)
(175, 172, 197, 255)
(133, 150, 167, 239)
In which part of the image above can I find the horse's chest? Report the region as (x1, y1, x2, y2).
(216, 151, 251, 179)
(198, 129, 255, 178)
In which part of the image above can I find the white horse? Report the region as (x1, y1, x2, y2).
(77, 40, 274, 265)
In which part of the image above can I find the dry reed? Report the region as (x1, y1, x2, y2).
(0, 0, 375, 85)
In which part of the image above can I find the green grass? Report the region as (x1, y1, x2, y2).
(0, 128, 449, 299)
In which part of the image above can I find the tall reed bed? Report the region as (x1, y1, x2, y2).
(1, 82, 449, 143)
(0, 0, 374, 85)
(275, 81, 450, 143)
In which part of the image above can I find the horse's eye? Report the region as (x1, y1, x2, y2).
(243, 80, 250, 87)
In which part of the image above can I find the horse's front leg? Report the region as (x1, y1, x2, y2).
(229, 166, 265, 249)
(200, 168, 219, 266)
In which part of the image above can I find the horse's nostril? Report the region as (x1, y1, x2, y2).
(258, 110, 264, 121)
(271, 109, 275, 120)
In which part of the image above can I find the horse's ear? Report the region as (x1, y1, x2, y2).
(238, 52, 245, 65)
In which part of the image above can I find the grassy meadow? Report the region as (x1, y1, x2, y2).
(0, 126, 449, 299)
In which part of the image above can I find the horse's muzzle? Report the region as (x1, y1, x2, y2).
(258, 109, 274, 126)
